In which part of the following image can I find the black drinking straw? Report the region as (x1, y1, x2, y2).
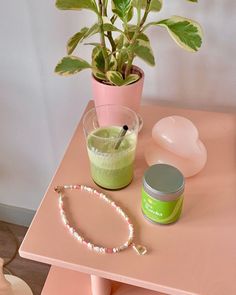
(114, 125, 129, 150)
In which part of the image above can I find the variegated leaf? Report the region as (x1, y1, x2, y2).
(84, 42, 101, 46)
(109, 55, 118, 71)
(102, 17, 121, 32)
(103, 23, 122, 33)
(117, 50, 129, 72)
(92, 46, 101, 59)
(84, 22, 121, 40)
(132, 0, 162, 12)
(128, 31, 149, 42)
(84, 23, 100, 38)
(55, 56, 91, 76)
(92, 47, 105, 72)
(137, 33, 149, 42)
(123, 74, 140, 85)
(92, 68, 106, 81)
(112, 0, 132, 20)
(115, 35, 124, 50)
(106, 71, 124, 86)
(127, 6, 134, 22)
(92, 46, 117, 72)
(67, 27, 89, 55)
(149, 0, 162, 11)
(126, 24, 136, 32)
(134, 35, 155, 66)
(56, 0, 98, 13)
(157, 16, 203, 52)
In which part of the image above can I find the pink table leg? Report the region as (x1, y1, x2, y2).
(91, 275, 112, 295)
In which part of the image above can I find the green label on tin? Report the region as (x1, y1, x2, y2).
(141, 188, 183, 224)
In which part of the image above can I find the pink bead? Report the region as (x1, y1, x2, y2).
(106, 248, 113, 254)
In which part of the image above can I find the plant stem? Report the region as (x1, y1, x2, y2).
(98, 0, 109, 72)
(101, 0, 116, 54)
(102, 0, 107, 15)
(140, 0, 151, 28)
(124, 5, 141, 77)
(110, 14, 117, 24)
(125, 54, 134, 78)
(125, 0, 151, 78)
(107, 32, 117, 55)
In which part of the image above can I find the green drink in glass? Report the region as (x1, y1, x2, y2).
(83, 105, 139, 190)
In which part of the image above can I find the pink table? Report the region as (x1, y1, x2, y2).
(19, 102, 236, 295)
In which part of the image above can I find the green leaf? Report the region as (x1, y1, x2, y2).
(67, 27, 89, 54)
(123, 74, 140, 85)
(92, 68, 106, 81)
(126, 24, 136, 32)
(56, 0, 98, 13)
(106, 71, 140, 86)
(113, 0, 132, 20)
(126, 28, 149, 43)
(149, 0, 162, 11)
(137, 33, 149, 42)
(103, 23, 122, 33)
(84, 42, 101, 46)
(115, 35, 124, 50)
(84, 23, 100, 38)
(92, 46, 117, 72)
(66, 21, 120, 55)
(55, 56, 91, 76)
(106, 71, 124, 86)
(117, 50, 129, 72)
(109, 55, 118, 71)
(157, 16, 203, 52)
(115, 35, 129, 71)
(187, 0, 198, 2)
(132, 0, 162, 12)
(92, 46, 101, 59)
(92, 47, 105, 72)
(83, 22, 121, 40)
(102, 17, 121, 32)
(127, 6, 134, 22)
(133, 34, 155, 66)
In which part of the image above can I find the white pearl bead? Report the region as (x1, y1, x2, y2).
(78, 237, 84, 242)
(87, 243, 94, 250)
(73, 232, 79, 238)
(69, 227, 74, 234)
(62, 216, 68, 225)
(94, 247, 100, 252)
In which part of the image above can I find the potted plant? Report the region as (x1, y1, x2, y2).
(55, 0, 203, 113)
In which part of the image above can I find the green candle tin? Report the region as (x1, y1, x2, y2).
(141, 164, 185, 225)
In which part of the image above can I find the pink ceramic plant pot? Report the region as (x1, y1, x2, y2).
(91, 66, 144, 113)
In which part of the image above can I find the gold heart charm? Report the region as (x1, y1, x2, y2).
(132, 244, 147, 255)
(54, 186, 64, 193)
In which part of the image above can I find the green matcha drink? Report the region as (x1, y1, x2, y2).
(87, 126, 137, 189)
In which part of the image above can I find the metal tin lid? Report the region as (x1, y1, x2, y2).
(143, 164, 185, 201)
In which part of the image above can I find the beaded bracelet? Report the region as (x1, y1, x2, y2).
(54, 185, 147, 255)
